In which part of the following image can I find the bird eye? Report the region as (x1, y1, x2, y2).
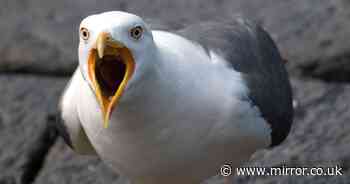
(130, 26, 143, 40)
(80, 27, 90, 41)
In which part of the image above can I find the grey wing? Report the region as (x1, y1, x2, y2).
(57, 68, 97, 155)
(176, 16, 293, 147)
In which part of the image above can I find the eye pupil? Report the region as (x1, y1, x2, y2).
(130, 26, 143, 40)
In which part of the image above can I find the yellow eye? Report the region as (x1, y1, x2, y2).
(130, 26, 143, 40)
(80, 27, 90, 41)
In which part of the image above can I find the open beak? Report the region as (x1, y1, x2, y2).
(88, 32, 135, 128)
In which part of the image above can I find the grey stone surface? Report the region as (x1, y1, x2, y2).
(35, 140, 121, 184)
(1, 0, 350, 81)
(1, 0, 350, 184)
(0, 75, 66, 183)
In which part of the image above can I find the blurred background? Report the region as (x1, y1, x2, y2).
(0, 0, 350, 183)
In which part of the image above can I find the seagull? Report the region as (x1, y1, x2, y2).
(57, 11, 293, 184)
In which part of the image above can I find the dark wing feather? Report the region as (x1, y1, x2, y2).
(176, 16, 293, 147)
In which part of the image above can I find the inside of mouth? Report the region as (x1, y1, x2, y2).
(95, 54, 126, 98)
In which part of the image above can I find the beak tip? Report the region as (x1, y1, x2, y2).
(97, 47, 104, 59)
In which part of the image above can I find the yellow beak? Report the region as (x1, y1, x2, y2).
(88, 32, 135, 128)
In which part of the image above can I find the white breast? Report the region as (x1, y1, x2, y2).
(77, 31, 271, 184)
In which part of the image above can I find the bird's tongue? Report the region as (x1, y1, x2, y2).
(95, 55, 126, 98)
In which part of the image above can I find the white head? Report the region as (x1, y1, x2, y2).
(78, 11, 155, 127)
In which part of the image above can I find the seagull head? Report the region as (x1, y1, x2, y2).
(78, 11, 155, 128)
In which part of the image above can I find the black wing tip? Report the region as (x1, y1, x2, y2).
(268, 114, 293, 147)
(269, 126, 291, 147)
